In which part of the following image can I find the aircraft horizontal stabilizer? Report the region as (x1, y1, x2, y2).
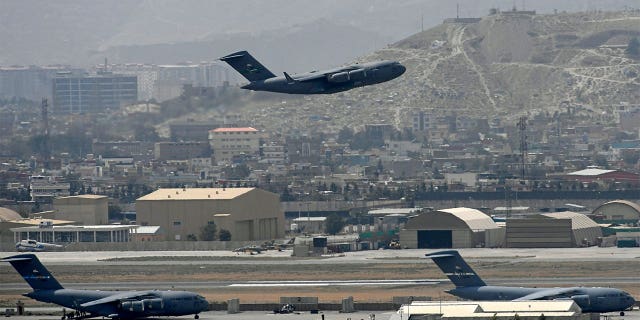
(0, 257, 32, 262)
(424, 253, 455, 259)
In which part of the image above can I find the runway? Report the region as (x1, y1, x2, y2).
(2, 277, 639, 292)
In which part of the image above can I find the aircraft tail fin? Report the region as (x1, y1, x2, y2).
(220, 51, 276, 82)
(426, 250, 486, 288)
(1, 254, 63, 291)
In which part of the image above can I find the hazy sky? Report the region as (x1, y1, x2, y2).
(1, 0, 639, 67)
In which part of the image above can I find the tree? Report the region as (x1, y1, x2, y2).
(200, 222, 217, 241)
(325, 213, 345, 235)
(218, 229, 231, 241)
(186, 234, 198, 241)
(108, 205, 122, 221)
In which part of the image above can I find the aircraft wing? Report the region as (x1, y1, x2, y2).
(80, 291, 157, 308)
(294, 66, 360, 82)
(513, 288, 579, 301)
(294, 73, 328, 82)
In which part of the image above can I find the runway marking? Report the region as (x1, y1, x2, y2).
(228, 280, 441, 287)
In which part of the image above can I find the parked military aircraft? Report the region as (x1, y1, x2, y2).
(16, 239, 63, 252)
(2, 254, 209, 319)
(220, 50, 405, 94)
(427, 250, 635, 315)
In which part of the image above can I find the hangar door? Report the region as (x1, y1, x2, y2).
(417, 230, 452, 248)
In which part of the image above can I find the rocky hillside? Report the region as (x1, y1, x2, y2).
(221, 10, 640, 135)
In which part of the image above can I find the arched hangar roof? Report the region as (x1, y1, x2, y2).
(593, 200, 640, 215)
(540, 211, 600, 230)
(406, 207, 499, 231)
(0, 207, 21, 222)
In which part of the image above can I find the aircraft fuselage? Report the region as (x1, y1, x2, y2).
(449, 285, 636, 313)
(241, 61, 404, 94)
(26, 289, 208, 318)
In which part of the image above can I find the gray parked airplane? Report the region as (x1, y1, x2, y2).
(220, 50, 405, 94)
(427, 250, 635, 315)
(2, 254, 209, 319)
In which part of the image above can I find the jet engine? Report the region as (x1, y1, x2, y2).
(120, 301, 145, 312)
(348, 69, 366, 81)
(143, 299, 164, 310)
(569, 295, 591, 307)
(328, 72, 350, 83)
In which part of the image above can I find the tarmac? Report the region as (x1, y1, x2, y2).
(4, 310, 394, 320)
(3, 310, 640, 320)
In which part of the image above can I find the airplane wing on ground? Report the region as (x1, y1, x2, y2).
(80, 291, 157, 308)
(513, 288, 579, 301)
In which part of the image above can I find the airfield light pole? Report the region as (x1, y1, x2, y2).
(517, 116, 528, 180)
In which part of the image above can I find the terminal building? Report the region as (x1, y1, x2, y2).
(11, 223, 137, 244)
(136, 187, 284, 241)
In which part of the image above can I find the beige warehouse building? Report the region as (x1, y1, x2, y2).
(136, 187, 284, 241)
(505, 211, 602, 248)
(53, 195, 108, 225)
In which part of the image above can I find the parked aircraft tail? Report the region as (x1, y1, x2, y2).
(1, 254, 63, 290)
(220, 51, 276, 82)
(426, 250, 486, 288)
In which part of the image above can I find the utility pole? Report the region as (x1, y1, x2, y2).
(41, 98, 50, 170)
(517, 116, 528, 180)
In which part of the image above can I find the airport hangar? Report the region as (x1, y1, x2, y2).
(397, 207, 602, 249)
(592, 199, 640, 223)
(136, 187, 284, 241)
(505, 211, 602, 248)
(399, 207, 504, 248)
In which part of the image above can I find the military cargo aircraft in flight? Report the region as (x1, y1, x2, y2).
(427, 250, 635, 315)
(220, 50, 405, 94)
(2, 254, 209, 319)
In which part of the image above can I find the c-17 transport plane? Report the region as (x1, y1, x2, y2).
(2, 254, 209, 319)
(427, 250, 635, 315)
(220, 50, 405, 94)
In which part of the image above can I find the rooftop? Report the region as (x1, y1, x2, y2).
(137, 188, 255, 201)
(210, 127, 257, 133)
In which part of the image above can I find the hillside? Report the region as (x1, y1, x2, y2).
(206, 10, 640, 135)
